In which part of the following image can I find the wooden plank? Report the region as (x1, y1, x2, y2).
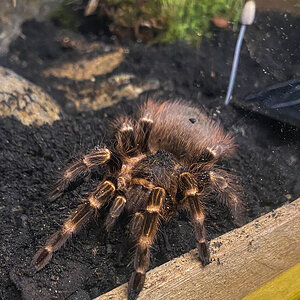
(95, 198, 300, 300)
(243, 263, 300, 300)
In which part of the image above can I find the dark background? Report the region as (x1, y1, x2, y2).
(0, 10, 299, 300)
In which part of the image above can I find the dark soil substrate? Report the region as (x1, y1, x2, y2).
(0, 11, 300, 300)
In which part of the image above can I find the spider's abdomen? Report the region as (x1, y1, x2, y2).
(142, 100, 235, 163)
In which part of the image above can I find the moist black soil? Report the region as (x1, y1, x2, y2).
(1, 11, 300, 300)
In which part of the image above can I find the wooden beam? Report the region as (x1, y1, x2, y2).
(95, 198, 300, 300)
(244, 263, 300, 300)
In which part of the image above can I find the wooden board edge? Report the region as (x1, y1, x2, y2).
(95, 198, 300, 300)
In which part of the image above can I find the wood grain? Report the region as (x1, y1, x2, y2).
(95, 198, 300, 300)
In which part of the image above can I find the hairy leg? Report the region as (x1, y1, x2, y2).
(50, 146, 111, 201)
(209, 169, 246, 226)
(179, 172, 210, 266)
(104, 194, 127, 232)
(114, 112, 153, 157)
(128, 187, 166, 298)
(32, 180, 115, 270)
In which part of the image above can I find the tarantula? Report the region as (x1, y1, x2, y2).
(32, 100, 245, 299)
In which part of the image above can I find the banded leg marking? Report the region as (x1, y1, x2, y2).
(138, 116, 153, 153)
(209, 170, 245, 226)
(116, 118, 136, 155)
(128, 187, 166, 296)
(104, 194, 127, 232)
(129, 212, 144, 242)
(50, 147, 111, 201)
(131, 178, 155, 190)
(179, 172, 209, 266)
(32, 180, 115, 270)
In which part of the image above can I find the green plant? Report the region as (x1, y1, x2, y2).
(54, 0, 243, 44)
(158, 0, 243, 44)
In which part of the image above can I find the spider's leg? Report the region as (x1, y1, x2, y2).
(104, 193, 127, 232)
(32, 180, 115, 270)
(116, 118, 136, 155)
(50, 147, 111, 201)
(128, 187, 166, 298)
(115, 114, 153, 156)
(136, 116, 153, 153)
(206, 136, 235, 159)
(128, 211, 144, 242)
(209, 169, 246, 226)
(179, 172, 210, 266)
(192, 143, 236, 174)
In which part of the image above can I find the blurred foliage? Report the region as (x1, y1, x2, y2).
(158, 0, 243, 43)
(54, 0, 243, 44)
(52, 0, 83, 29)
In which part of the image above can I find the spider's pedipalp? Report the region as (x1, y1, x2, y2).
(32, 180, 115, 270)
(104, 194, 127, 232)
(179, 172, 209, 266)
(49, 147, 111, 201)
(128, 187, 166, 297)
(129, 212, 144, 242)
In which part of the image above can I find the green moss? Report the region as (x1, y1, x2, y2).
(158, 0, 243, 44)
(101, 0, 243, 44)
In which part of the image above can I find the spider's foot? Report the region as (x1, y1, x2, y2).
(49, 187, 63, 202)
(198, 242, 210, 266)
(32, 247, 53, 270)
(162, 229, 172, 252)
(128, 289, 141, 300)
(128, 271, 145, 300)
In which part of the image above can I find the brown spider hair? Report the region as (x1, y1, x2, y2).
(32, 99, 245, 299)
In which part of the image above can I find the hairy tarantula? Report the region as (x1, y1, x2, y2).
(32, 100, 245, 299)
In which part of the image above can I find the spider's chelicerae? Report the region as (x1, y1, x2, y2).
(32, 100, 245, 298)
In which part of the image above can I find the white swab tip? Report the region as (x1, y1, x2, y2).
(241, 1, 256, 25)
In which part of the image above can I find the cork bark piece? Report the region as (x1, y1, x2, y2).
(0, 66, 61, 126)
